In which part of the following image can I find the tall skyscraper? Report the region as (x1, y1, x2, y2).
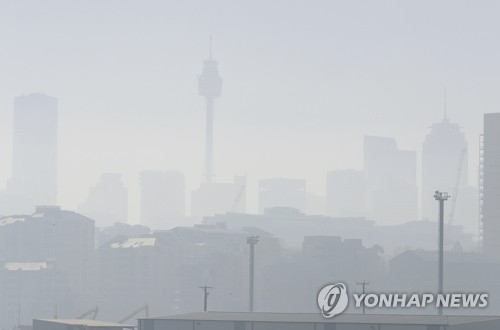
(198, 38, 222, 184)
(7, 93, 58, 207)
(258, 178, 306, 214)
(140, 170, 185, 228)
(364, 136, 417, 225)
(482, 113, 500, 257)
(79, 173, 128, 227)
(422, 114, 468, 221)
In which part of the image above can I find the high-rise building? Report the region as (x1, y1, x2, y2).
(140, 170, 185, 228)
(191, 175, 246, 217)
(482, 113, 500, 256)
(258, 178, 306, 214)
(364, 136, 417, 225)
(79, 173, 128, 227)
(7, 93, 58, 208)
(326, 170, 366, 217)
(422, 115, 468, 220)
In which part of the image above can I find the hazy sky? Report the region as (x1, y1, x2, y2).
(0, 0, 499, 222)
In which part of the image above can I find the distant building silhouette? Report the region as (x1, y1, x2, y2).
(482, 113, 500, 257)
(204, 209, 473, 253)
(305, 193, 326, 215)
(97, 236, 165, 320)
(326, 170, 366, 217)
(140, 170, 185, 228)
(79, 173, 128, 227)
(191, 175, 246, 217)
(7, 93, 58, 210)
(422, 114, 468, 221)
(0, 206, 94, 326)
(258, 178, 306, 214)
(364, 136, 417, 225)
(0, 261, 66, 327)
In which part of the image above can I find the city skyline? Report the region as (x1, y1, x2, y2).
(0, 2, 499, 328)
(0, 0, 495, 225)
(0, 91, 481, 230)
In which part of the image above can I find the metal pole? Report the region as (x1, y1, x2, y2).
(204, 289, 208, 312)
(357, 281, 369, 314)
(439, 198, 444, 292)
(438, 197, 444, 315)
(434, 191, 449, 316)
(199, 286, 212, 312)
(247, 236, 259, 312)
(249, 241, 255, 312)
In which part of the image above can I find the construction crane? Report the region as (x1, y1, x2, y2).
(230, 185, 245, 213)
(448, 148, 467, 227)
(118, 303, 149, 324)
(76, 306, 99, 320)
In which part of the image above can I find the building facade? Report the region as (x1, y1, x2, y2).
(79, 173, 128, 227)
(7, 93, 58, 211)
(482, 113, 500, 256)
(422, 115, 468, 221)
(140, 170, 185, 228)
(258, 178, 306, 214)
(364, 136, 417, 225)
(326, 170, 366, 217)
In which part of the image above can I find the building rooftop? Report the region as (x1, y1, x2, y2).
(110, 237, 156, 248)
(391, 249, 497, 264)
(0, 216, 25, 226)
(141, 312, 500, 326)
(4, 262, 47, 271)
(35, 319, 134, 328)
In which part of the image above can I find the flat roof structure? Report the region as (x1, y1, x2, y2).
(34, 319, 135, 330)
(139, 312, 500, 330)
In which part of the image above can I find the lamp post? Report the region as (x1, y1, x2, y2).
(434, 191, 449, 315)
(198, 286, 212, 312)
(357, 281, 369, 314)
(247, 236, 260, 312)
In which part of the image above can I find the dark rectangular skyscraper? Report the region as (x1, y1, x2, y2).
(8, 94, 58, 207)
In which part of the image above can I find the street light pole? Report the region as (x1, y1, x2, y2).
(357, 281, 369, 314)
(434, 191, 449, 315)
(247, 236, 260, 312)
(198, 286, 212, 312)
